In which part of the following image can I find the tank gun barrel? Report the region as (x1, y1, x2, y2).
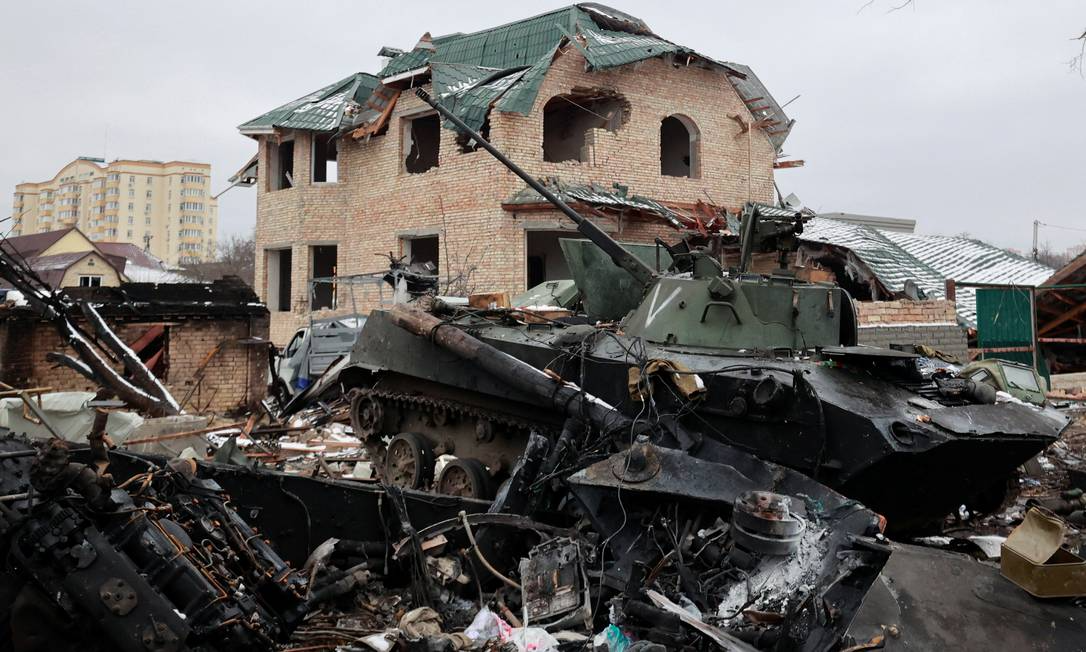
(414, 88, 656, 288)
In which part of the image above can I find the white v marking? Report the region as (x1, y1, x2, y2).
(645, 284, 682, 327)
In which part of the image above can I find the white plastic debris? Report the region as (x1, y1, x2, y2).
(507, 627, 560, 651)
(465, 606, 512, 644)
(968, 535, 1007, 560)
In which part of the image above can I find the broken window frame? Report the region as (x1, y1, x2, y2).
(401, 111, 441, 174)
(309, 244, 338, 311)
(311, 133, 339, 184)
(660, 114, 700, 179)
(541, 90, 630, 164)
(266, 247, 293, 312)
(525, 229, 576, 289)
(400, 234, 440, 272)
(267, 136, 296, 192)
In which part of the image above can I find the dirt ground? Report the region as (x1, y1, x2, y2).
(948, 410, 1086, 551)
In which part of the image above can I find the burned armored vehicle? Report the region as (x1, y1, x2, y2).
(336, 89, 1068, 532)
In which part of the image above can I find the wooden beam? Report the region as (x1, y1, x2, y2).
(1038, 301, 1086, 336)
(127, 323, 165, 355)
(773, 160, 805, 169)
(0, 387, 54, 398)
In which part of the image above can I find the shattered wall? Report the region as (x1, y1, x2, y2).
(254, 48, 777, 343)
(0, 311, 269, 414)
(855, 299, 968, 362)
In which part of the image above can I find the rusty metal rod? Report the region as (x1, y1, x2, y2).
(388, 304, 629, 433)
(0, 449, 36, 460)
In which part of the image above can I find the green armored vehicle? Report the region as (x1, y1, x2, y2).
(333, 89, 1068, 532)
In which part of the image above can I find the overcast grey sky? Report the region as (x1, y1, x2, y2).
(1, 1, 1083, 252)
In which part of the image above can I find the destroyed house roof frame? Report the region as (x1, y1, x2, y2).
(242, 4, 790, 153)
(1036, 250, 1086, 338)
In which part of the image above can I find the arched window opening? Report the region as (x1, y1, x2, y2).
(542, 90, 629, 163)
(660, 114, 699, 178)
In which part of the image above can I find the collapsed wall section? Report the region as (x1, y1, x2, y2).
(0, 309, 269, 415)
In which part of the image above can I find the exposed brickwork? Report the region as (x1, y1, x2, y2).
(252, 47, 778, 344)
(0, 313, 269, 415)
(855, 299, 958, 326)
(855, 300, 968, 362)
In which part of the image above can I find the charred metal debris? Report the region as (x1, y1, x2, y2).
(1, 91, 1085, 651)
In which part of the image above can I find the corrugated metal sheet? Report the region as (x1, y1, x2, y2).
(578, 27, 687, 70)
(378, 6, 581, 78)
(976, 288, 1033, 347)
(802, 217, 1054, 326)
(434, 64, 530, 131)
(494, 46, 560, 115)
(506, 180, 685, 229)
(239, 73, 378, 132)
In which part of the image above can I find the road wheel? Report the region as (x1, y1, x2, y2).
(436, 458, 493, 500)
(384, 432, 434, 489)
(350, 391, 385, 442)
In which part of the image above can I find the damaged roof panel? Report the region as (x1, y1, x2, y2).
(239, 72, 379, 133)
(436, 65, 530, 132)
(368, 4, 781, 146)
(378, 6, 583, 78)
(578, 27, 689, 70)
(802, 217, 1054, 326)
(726, 63, 794, 152)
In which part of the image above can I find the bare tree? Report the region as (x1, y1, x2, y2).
(181, 232, 255, 287)
(857, 0, 914, 14)
(436, 196, 492, 297)
(1070, 28, 1086, 76)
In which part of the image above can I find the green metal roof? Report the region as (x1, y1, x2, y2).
(434, 64, 530, 131)
(239, 73, 379, 133)
(577, 26, 690, 70)
(379, 6, 587, 78)
(243, 5, 792, 151)
(374, 4, 750, 130)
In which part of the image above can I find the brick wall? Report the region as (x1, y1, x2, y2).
(855, 299, 968, 362)
(252, 47, 778, 344)
(0, 313, 269, 415)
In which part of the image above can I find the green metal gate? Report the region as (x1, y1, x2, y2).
(975, 287, 1050, 383)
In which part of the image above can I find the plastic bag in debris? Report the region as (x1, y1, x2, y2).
(592, 624, 630, 652)
(507, 627, 560, 651)
(464, 606, 512, 644)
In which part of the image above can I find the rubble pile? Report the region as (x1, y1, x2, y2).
(1, 91, 1085, 651)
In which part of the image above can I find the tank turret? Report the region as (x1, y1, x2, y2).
(416, 88, 849, 351)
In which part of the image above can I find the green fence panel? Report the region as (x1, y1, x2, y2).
(975, 287, 1032, 348)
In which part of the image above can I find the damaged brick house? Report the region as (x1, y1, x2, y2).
(0, 279, 269, 414)
(237, 4, 795, 343)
